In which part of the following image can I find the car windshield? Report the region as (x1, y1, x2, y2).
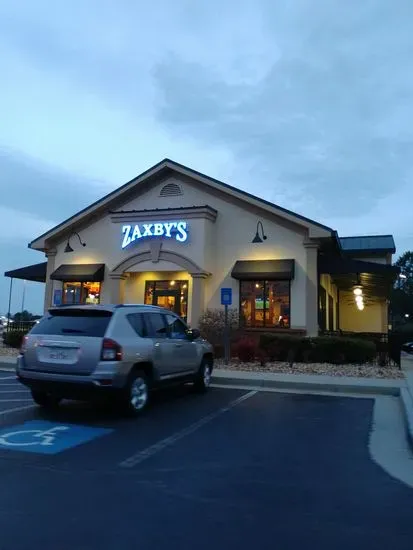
(30, 310, 112, 337)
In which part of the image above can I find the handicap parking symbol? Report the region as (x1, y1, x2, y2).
(0, 421, 113, 455)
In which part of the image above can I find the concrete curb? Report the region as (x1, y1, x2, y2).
(212, 369, 403, 397)
(400, 388, 413, 453)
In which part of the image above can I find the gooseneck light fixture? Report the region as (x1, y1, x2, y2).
(252, 221, 267, 243)
(64, 231, 86, 253)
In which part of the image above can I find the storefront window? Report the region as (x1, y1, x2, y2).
(240, 280, 290, 328)
(63, 282, 101, 305)
(144, 280, 188, 321)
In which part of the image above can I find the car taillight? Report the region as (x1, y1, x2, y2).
(101, 338, 122, 361)
(20, 336, 28, 355)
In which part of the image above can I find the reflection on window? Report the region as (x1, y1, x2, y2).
(63, 282, 101, 305)
(240, 280, 290, 328)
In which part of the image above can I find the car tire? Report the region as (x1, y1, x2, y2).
(31, 390, 61, 409)
(193, 357, 213, 393)
(122, 370, 150, 416)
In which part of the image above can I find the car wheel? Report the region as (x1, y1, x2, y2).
(31, 390, 61, 409)
(123, 370, 150, 416)
(193, 358, 213, 393)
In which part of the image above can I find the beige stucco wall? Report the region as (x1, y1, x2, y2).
(45, 174, 316, 330)
(339, 290, 388, 333)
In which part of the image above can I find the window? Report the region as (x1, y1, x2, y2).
(240, 280, 290, 328)
(144, 313, 168, 338)
(165, 314, 188, 339)
(63, 281, 101, 305)
(31, 309, 112, 337)
(328, 295, 334, 331)
(319, 286, 327, 331)
(127, 313, 147, 337)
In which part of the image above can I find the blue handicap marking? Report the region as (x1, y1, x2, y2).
(0, 421, 113, 455)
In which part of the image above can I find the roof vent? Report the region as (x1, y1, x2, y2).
(159, 182, 183, 197)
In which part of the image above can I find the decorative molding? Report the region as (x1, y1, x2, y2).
(149, 241, 162, 262)
(110, 205, 218, 224)
(111, 249, 209, 277)
(45, 248, 57, 258)
(109, 273, 128, 280)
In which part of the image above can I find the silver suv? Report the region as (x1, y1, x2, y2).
(17, 304, 214, 415)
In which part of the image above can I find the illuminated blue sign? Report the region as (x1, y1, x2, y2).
(121, 221, 188, 249)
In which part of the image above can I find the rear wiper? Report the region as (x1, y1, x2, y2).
(61, 328, 85, 334)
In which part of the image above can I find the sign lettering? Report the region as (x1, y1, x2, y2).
(121, 221, 188, 249)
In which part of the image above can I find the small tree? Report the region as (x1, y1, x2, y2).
(396, 251, 413, 295)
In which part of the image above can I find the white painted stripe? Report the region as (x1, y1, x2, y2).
(0, 398, 33, 403)
(0, 390, 30, 394)
(0, 404, 36, 417)
(0, 377, 15, 381)
(120, 390, 257, 468)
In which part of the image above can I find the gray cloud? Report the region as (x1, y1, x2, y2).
(153, 1, 413, 217)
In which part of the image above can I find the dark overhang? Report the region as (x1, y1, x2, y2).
(319, 256, 399, 299)
(50, 264, 105, 282)
(4, 262, 47, 283)
(231, 259, 295, 280)
(339, 235, 396, 255)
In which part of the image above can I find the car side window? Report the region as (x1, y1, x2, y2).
(165, 314, 188, 339)
(126, 313, 147, 337)
(144, 313, 168, 338)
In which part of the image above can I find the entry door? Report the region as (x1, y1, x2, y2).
(153, 290, 180, 315)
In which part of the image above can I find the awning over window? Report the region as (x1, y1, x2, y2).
(50, 264, 105, 282)
(231, 259, 295, 280)
(4, 262, 47, 282)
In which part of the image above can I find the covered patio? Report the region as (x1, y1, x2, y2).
(3, 262, 46, 326)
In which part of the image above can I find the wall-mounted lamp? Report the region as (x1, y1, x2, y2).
(64, 232, 86, 253)
(252, 221, 267, 243)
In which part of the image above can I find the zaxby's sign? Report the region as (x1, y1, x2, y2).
(121, 221, 188, 249)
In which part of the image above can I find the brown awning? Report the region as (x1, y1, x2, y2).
(4, 262, 47, 283)
(51, 264, 105, 282)
(231, 259, 295, 280)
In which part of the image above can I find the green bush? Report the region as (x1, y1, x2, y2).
(235, 337, 257, 362)
(3, 330, 27, 349)
(259, 333, 376, 365)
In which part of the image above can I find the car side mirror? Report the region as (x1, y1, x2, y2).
(187, 328, 201, 340)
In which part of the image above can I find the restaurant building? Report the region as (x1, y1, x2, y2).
(5, 159, 398, 336)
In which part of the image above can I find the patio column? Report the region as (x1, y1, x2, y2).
(304, 240, 319, 337)
(190, 273, 208, 328)
(43, 249, 57, 312)
(109, 274, 127, 304)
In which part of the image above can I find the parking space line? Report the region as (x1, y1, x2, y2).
(119, 390, 257, 468)
(0, 398, 33, 403)
(0, 404, 36, 417)
(0, 377, 16, 381)
(0, 390, 30, 394)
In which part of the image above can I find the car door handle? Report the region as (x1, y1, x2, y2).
(175, 343, 184, 347)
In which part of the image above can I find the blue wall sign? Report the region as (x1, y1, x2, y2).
(121, 221, 188, 249)
(53, 289, 62, 306)
(221, 288, 232, 306)
(0, 421, 113, 455)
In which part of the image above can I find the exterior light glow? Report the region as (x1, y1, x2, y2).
(353, 287, 363, 296)
(357, 302, 365, 311)
(355, 295, 363, 303)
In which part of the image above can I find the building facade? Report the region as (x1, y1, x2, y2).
(6, 160, 398, 336)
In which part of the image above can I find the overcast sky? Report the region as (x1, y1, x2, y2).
(1, 0, 412, 315)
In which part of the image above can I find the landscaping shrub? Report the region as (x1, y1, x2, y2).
(259, 333, 376, 365)
(198, 308, 239, 345)
(235, 337, 257, 362)
(3, 330, 27, 349)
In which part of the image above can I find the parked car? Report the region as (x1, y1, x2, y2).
(16, 304, 214, 415)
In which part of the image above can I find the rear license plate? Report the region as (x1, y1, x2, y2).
(38, 347, 77, 364)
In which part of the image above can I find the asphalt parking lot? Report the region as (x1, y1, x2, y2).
(0, 371, 412, 550)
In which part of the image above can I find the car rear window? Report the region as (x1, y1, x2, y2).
(30, 310, 112, 337)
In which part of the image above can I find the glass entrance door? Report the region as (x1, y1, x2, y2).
(153, 289, 180, 315)
(144, 280, 188, 321)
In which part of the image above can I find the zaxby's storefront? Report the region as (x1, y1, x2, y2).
(5, 159, 399, 336)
